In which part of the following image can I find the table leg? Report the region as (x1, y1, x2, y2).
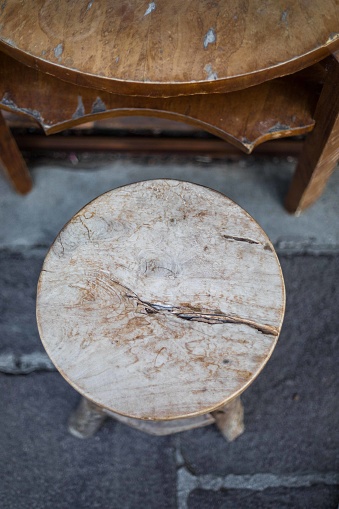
(285, 53, 339, 214)
(212, 396, 244, 441)
(0, 111, 32, 194)
(68, 397, 107, 439)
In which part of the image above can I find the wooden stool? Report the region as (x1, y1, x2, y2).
(0, 1, 338, 211)
(36, 180, 285, 440)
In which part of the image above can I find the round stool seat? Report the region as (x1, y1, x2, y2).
(37, 180, 285, 422)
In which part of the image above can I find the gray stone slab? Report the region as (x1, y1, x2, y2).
(180, 255, 339, 475)
(1, 255, 339, 508)
(0, 372, 177, 509)
(0, 250, 44, 355)
(1, 253, 338, 476)
(0, 156, 339, 254)
(187, 485, 339, 509)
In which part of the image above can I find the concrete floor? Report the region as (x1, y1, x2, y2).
(0, 154, 338, 508)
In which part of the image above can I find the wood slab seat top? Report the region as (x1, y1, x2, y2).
(37, 180, 285, 421)
(0, 1, 338, 97)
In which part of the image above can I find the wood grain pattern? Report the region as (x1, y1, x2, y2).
(37, 180, 285, 421)
(0, 0, 337, 97)
(285, 53, 339, 213)
(0, 52, 318, 154)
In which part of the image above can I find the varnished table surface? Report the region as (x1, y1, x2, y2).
(0, 0, 338, 96)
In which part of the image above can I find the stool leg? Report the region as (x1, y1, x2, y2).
(0, 110, 33, 194)
(68, 397, 107, 439)
(284, 53, 339, 214)
(212, 396, 244, 441)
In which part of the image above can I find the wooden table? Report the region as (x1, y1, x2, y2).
(36, 180, 285, 439)
(0, 1, 338, 212)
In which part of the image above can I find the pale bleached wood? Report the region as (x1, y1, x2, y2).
(37, 180, 285, 422)
(68, 397, 106, 439)
(105, 405, 215, 436)
(212, 396, 245, 441)
(68, 395, 243, 439)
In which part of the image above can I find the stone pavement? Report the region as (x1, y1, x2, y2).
(0, 155, 338, 508)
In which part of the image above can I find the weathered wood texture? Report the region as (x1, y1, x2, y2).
(0, 0, 338, 97)
(0, 52, 318, 154)
(212, 396, 244, 441)
(68, 397, 107, 439)
(37, 180, 285, 421)
(285, 53, 339, 213)
(68, 394, 243, 439)
(0, 110, 32, 193)
(105, 405, 215, 436)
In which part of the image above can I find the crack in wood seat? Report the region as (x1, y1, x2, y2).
(36, 180, 285, 438)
